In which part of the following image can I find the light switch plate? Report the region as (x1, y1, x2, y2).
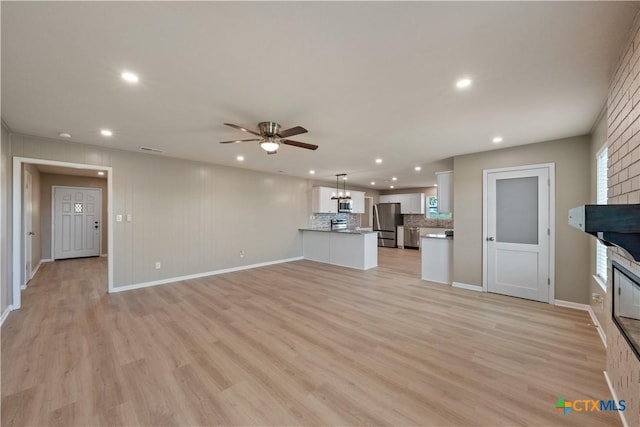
(126, 214, 132, 222)
(116, 214, 123, 222)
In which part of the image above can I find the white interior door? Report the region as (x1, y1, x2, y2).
(485, 166, 551, 303)
(54, 186, 102, 260)
(23, 169, 33, 286)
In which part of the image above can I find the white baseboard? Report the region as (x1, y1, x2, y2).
(0, 305, 13, 326)
(110, 256, 304, 293)
(30, 259, 43, 280)
(555, 300, 607, 348)
(554, 300, 590, 311)
(603, 370, 629, 427)
(588, 306, 607, 349)
(452, 282, 483, 292)
(100, 253, 107, 258)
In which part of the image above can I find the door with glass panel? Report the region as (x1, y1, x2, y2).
(486, 166, 551, 302)
(54, 186, 102, 260)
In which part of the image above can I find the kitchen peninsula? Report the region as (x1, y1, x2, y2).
(300, 228, 378, 270)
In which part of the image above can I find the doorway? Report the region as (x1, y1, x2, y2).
(482, 163, 555, 303)
(23, 169, 33, 288)
(12, 157, 113, 310)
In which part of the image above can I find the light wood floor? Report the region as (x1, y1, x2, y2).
(2, 248, 619, 426)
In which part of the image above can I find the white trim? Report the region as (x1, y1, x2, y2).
(40, 258, 53, 263)
(0, 305, 13, 326)
(603, 370, 629, 427)
(12, 157, 113, 308)
(554, 300, 607, 348)
(593, 274, 607, 293)
(482, 163, 555, 304)
(452, 282, 482, 292)
(110, 257, 304, 293)
(587, 306, 607, 349)
(554, 299, 590, 311)
(100, 253, 108, 257)
(29, 259, 43, 281)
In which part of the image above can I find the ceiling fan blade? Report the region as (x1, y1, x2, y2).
(281, 139, 318, 150)
(277, 126, 308, 138)
(219, 139, 261, 144)
(224, 123, 261, 136)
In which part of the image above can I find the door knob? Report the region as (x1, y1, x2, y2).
(486, 236, 495, 241)
(27, 231, 35, 236)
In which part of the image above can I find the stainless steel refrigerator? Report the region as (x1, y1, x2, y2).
(373, 203, 402, 247)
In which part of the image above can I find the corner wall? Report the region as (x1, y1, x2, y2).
(604, 11, 640, 427)
(0, 124, 12, 314)
(453, 135, 592, 303)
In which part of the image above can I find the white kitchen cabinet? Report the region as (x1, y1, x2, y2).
(436, 171, 453, 213)
(351, 191, 365, 214)
(380, 193, 425, 214)
(312, 187, 337, 213)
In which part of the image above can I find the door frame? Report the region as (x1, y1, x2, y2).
(52, 185, 103, 261)
(23, 168, 32, 288)
(482, 162, 556, 303)
(12, 157, 113, 310)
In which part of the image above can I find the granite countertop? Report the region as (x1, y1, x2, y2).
(299, 228, 378, 235)
(421, 233, 453, 240)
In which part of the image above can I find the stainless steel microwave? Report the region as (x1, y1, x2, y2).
(338, 199, 353, 212)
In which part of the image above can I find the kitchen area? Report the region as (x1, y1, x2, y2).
(300, 170, 454, 285)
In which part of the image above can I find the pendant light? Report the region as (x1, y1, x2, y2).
(330, 173, 351, 200)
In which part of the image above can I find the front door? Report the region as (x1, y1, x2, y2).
(53, 186, 102, 260)
(485, 165, 552, 303)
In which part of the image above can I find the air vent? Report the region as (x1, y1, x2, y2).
(139, 146, 165, 154)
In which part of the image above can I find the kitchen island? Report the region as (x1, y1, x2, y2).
(300, 228, 378, 270)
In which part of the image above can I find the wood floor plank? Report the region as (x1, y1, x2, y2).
(1, 250, 620, 426)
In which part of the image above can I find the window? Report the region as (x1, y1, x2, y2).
(596, 147, 608, 283)
(426, 196, 438, 218)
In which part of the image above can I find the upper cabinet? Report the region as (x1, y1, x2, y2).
(436, 171, 453, 213)
(379, 193, 425, 214)
(351, 191, 365, 214)
(312, 187, 337, 214)
(312, 187, 365, 214)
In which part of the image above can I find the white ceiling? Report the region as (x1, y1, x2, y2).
(2, 2, 638, 189)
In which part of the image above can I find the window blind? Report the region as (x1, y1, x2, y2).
(596, 147, 608, 282)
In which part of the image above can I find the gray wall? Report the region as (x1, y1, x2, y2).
(1, 124, 12, 313)
(10, 133, 310, 290)
(453, 135, 592, 303)
(39, 173, 108, 259)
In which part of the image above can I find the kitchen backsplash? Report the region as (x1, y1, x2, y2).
(403, 214, 453, 229)
(310, 213, 361, 229)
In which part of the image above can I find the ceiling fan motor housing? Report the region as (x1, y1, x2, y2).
(258, 121, 281, 137)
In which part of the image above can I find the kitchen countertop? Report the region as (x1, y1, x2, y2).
(421, 233, 453, 240)
(299, 228, 378, 235)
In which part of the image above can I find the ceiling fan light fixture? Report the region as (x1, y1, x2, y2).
(260, 139, 280, 153)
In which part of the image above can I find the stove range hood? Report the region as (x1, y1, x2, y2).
(569, 204, 640, 261)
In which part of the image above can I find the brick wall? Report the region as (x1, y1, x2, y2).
(606, 12, 640, 427)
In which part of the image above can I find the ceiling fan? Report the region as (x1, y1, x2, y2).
(219, 121, 318, 154)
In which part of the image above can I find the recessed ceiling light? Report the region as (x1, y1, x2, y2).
(121, 71, 139, 83)
(392, 177, 397, 181)
(415, 166, 421, 171)
(492, 136, 503, 144)
(100, 129, 113, 137)
(390, 185, 394, 189)
(97, 171, 105, 176)
(434, 184, 438, 187)
(309, 170, 315, 175)
(371, 181, 375, 185)
(456, 78, 472, 89)
(236, 155, 244, 161)
(375, 158, 383, 164)
(58, 132, 71, 138)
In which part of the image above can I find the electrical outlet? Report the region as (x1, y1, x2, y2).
(126, 214, 133, 222)
(155, 262, 161, 269)
(239, 250, 245, 258)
